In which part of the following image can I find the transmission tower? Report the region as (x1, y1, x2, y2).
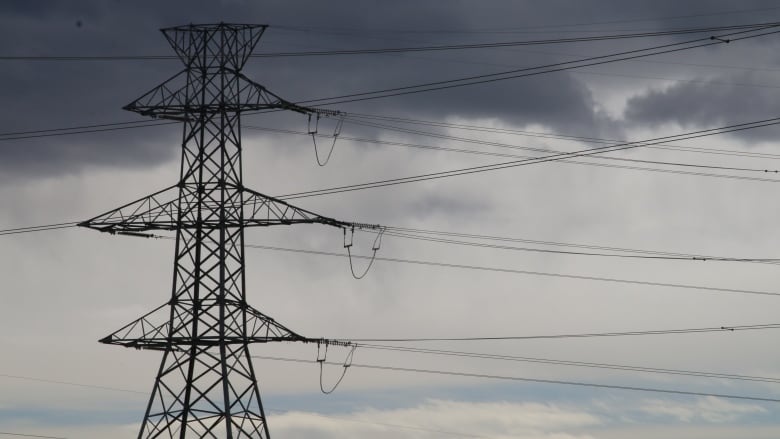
(80, 23, 374, 438)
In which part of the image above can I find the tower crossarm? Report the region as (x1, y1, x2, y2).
(100, 301, 309, 351)
(123, 71, 320, 120)
(240, 186, 379, 230)
(79, 185, 380, 234)
(78, 185, 180, 233)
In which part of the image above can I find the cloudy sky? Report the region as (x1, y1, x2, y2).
(3, 1, 780, 438)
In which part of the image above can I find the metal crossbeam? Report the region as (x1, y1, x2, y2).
(79, 186, 352, 233)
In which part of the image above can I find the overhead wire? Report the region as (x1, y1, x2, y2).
(244, 123, 780, 184)
(277, 19, 780, 80)
(2, 24, 775, 138)
(263, 407, 486, 438)
(3, 26, 779, 151)
(3, 344, 780, 437)
(275, 16, 780, 92)
(0, 433, 68, 439)
(336, 323, 780, 342)
(253, 355, 780, 404)
(379, 228, 780, 262)
(275, 6, 780, 35)
(2, 13, 779, 436)
(241, 23, 780, 57)
(242, 242, 780, 297)
(8, 227, 765, 298)
(0, 22, 775, 61)
(296, 25, 780, 106)
(0, 373, 480, 438)
(379, 225, 780, 265)
(341, 112, 780, 160)
(0, 372, 144, 394)
(5, 110, 779, 190)
(0, 222, 79, 236)
(4, 107, 778, 165)
(4, 204, 780, 267)
(274, 13, 780, 91)
(4, 114, 776, 187)
(274, 117, 780, 200)
(354, 343, 780, 384)
(0, 24, 780, 290)
(0, 120, 174, 142)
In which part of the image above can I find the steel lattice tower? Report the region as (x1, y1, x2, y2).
(80, 23, 370, 438)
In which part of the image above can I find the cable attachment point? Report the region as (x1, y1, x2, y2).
(308, 112, 345, 166)
(710, 36, 730, 43)
(318, 343, 357, 394)
(316, 340, 329, 363)
(343, 225, 385, 279)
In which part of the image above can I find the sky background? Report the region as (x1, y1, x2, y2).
(3, 1, 780, 438)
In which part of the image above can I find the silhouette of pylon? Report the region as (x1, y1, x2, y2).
(81, 23, 374, 438)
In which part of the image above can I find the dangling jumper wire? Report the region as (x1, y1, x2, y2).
(317, 340, 357, 394)
(308, 110, 345, 166)
(344, 225, 385, 279)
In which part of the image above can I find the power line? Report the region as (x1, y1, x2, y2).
(5, 117, 780, 241)
(265, 408, 486, 438)
(246, 125, 780, 185)
(0, 372, 144, 394)
(5, 109, 778, 183)
(0, 120, 174, 142)
(298, 26, 780, 106)
(1, 23, 775, 61)
(2, 114, 777, 197)
(4, 29, 780, 146)
(336, 323, 780, 342)
(243, 243, 780, 297)
(5, 227, 776, 298)
(380, 229, 780, 262)
(3, 344, 780, 437)
(380, 226, 780, 265)
(2, 106, 776, 170)
(325, 120, 780, 176)
(0, 222, 79, 236)
(0, 374, 480, 438)
(0, 433, 68, 439)
(356, 343, 780, 384)
(4, 215, 778, 279)
(276, 117, 780, 200)
(342, 113, 780, 160)
(279, 21, 780, 76)
(1, 213, 773, 266)
(205, 24, 780, 57)
(5, 115, 777, 186)
(5, 203, 779, 267)
(253, 355, 780, 404)
(276, 6, 780, 35)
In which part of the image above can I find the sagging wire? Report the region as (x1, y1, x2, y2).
(308, 112, 345, 166)
(344, 225, 385, 279)
(317, 340, 357, 394)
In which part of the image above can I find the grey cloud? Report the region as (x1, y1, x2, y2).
(2, 0, 779, 180)
(623, 72, 780, 142)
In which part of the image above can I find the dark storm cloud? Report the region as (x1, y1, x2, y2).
(2, 0, 779, 179)
(624, 73, 780, 142)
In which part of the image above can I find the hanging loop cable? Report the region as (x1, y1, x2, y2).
(309, 113, 344, 166)
(318, 343, 357, 394)
(344, 226, 385, 279)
